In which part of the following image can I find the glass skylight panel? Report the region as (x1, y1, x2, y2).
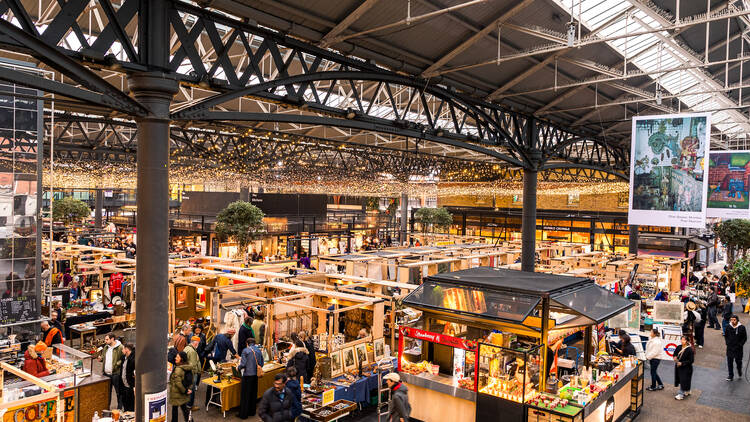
(554, 0, 748, 139)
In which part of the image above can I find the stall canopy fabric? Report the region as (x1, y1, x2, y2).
(403, 280, 540, 323)
(428, 267, 590, 295)
(551, 284, 634, 324)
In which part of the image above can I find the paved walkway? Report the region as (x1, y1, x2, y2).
(639, 312, 750, 422)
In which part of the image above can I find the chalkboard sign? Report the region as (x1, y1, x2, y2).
(0, 295, 38, 325)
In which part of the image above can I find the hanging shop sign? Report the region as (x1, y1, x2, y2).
(706, 150, 750, 219)
(1, 390, 75, 422)
(628, 113, 710, 228)
(400, 326, 476, 351)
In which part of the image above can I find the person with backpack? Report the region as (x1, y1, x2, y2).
(169, 351, 193, 422)
(383, 373, 411, 422)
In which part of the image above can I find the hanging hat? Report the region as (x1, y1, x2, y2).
(34, 341, 47, 353)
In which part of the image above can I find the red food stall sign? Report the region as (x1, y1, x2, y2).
(400, 326, 477, 351)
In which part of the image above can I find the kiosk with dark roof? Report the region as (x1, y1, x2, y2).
(397, 267, 643, 422)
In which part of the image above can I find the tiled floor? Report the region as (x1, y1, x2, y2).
(99, 313, 750, 421)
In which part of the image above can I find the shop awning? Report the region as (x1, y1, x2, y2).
(689, 237, 713, 250)
(551, 284, 633, 324)
(403, 280, 541, 323)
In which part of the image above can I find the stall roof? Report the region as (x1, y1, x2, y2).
(427, 267, 590, 295)
(551, 284, 633, 324)
(403, 280, 540, 323)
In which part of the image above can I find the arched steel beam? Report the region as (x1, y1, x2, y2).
(539, 162, 628, 181)
(0, 18, 149, 116)
(170, 71, 518, 152)
(175, 111, 524, 167)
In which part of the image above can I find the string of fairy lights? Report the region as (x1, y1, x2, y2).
(45, 126, 628, 197)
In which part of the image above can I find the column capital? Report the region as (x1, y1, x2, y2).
(127, 72, 178, 118)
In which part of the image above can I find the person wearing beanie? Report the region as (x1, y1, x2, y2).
(384, 373, 411, 422)
(23, 342, 50, 377)
(184, 336, 201, 410)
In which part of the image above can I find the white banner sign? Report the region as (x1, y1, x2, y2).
(629, 113, 710, 228)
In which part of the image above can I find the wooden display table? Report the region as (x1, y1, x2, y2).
(202, 363, 285, 417)
(70, 325, 97, 347)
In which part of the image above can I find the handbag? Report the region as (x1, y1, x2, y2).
(252, 348, 264, 377)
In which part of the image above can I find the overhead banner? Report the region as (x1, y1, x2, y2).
(707, 150, 750, 219)
(629, 113, 710, 228)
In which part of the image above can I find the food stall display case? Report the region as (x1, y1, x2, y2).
(398, 267, 641, 422)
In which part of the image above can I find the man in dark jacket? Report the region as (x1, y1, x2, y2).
(119, 344, 135, 412)
(258, 374, 300, 422)
(725, 315, 747, 381)
(210, 329, 238, 363)
(384, 373, 410, 422)
(707, 289, 721, 329)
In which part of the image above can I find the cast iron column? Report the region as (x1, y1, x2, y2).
(521, 168, 538, 272)
(628, 225, 639, 255)
(129, 73, 177, 422)
(94, 189, 103, 228)
(400, 193, 408, 244)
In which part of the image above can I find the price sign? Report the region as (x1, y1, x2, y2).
(322, 389, 335, 406)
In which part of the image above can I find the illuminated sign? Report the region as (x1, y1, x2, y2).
(3, 390, 75, 422)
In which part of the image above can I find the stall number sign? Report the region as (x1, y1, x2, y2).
(2, 391, 75, 422)
(400, 326, 476, 350)
(322, 389, 335, 406)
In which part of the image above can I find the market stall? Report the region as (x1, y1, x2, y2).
(397, 267, 642, 422)
(2, 344, 110, 422)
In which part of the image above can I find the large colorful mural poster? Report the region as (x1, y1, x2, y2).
(707, 150, 750, 219)
(629, 113, 710, 228)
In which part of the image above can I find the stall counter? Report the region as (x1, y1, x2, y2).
(400, 372, 476, 422)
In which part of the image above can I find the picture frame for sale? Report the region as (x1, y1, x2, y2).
(373, 338, 386, 361)
(354, 343, 368, 366)
(342, 347, 356, 371)
(330, 350, 343, 377)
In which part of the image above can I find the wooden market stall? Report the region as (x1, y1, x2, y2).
(397, 267, 643, 422)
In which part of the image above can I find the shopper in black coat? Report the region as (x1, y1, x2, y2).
(119, 344, 136, 412)
(285, 340, 309, 384)
(299, 331, 316, 380)
(238, 317, 255, 357)
(258, 374, 300, 422)
(707, 289, 721, 329)
(725, 315, 747, 380)
(673, 336, 694, 400)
